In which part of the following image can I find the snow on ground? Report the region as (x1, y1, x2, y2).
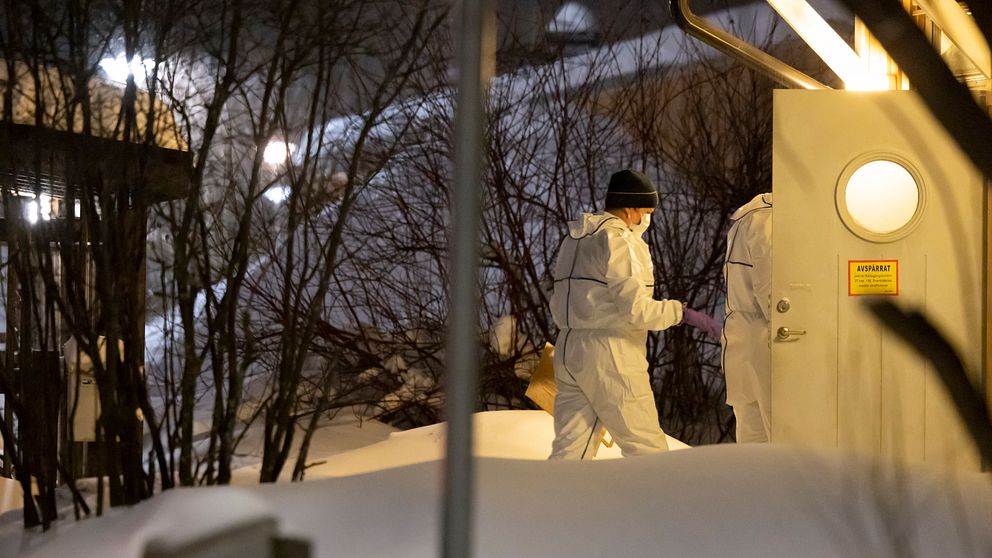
(251, 446, 992, 558)
(234, 410, 688, 481)
(0, 410, 668, 557)
(225, 409, 401, 484)
(5, 410, 991, 558)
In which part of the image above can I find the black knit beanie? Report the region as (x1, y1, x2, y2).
(604, 169, 658, 210)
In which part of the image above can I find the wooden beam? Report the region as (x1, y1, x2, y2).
(0, 121, 191, 203)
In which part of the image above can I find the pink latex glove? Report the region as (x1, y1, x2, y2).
(682, 308, 722, 340)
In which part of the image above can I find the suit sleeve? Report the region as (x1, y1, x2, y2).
(748, 214, 773, 323)
(603, 232, 683, 331)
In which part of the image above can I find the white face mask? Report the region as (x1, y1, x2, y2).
(631, 212, 651, 236)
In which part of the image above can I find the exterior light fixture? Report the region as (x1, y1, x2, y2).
(98, 54, 156, 87)
(263, 185, 291, 204)
(25, 200, 40, 225)
(263, 141, 296, 166)
(24, 193, 54, 224)
(767, 0, 890, 90)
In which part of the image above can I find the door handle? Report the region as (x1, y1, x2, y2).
(776, 326, 807, 341)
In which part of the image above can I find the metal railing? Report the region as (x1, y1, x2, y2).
(669, 0, 829, 90)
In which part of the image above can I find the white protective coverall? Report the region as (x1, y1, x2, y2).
(722, 193, 773, 443)
(548, 213, 683, 459)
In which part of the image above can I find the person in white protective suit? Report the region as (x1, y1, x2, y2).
(722, 193, 773, 443)
(548, 170, 721, 460)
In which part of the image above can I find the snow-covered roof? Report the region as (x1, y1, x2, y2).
(547, 2, 598, 35)
(310, 0, 852, 155)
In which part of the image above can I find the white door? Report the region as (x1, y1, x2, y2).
(771, 90, 985, 470)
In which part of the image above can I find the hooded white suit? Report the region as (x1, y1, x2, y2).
(548, 213, 683, 459)
(722, 193, 773, 442)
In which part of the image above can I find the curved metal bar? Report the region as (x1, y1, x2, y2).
(670, 0, 830, 90)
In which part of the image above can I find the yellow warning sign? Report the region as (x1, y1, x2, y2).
(848, 260, 898, 296)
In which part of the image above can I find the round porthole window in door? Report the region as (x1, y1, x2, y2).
(835, 154, 926, 243)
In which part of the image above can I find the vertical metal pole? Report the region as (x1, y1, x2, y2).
(443, 0, 493, 556)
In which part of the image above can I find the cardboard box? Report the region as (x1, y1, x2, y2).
(524, 343, 557, 412)
(525, 342, 613, 448)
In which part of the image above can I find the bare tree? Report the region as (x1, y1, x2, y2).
(0, 0, 827, 532)
(0, 0, 455, 525)
(324, 15, 795, 445)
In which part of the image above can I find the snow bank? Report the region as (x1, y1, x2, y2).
(9, 411, 990, 557)
(19, 487, 275, 557)
(21, 441, 992, 557)
(241, 445, 992, 558)
(295, 410, 688, 478)
(228, 413, 399, 484)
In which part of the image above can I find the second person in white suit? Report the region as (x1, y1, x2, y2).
(722, 193, 773, 443)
